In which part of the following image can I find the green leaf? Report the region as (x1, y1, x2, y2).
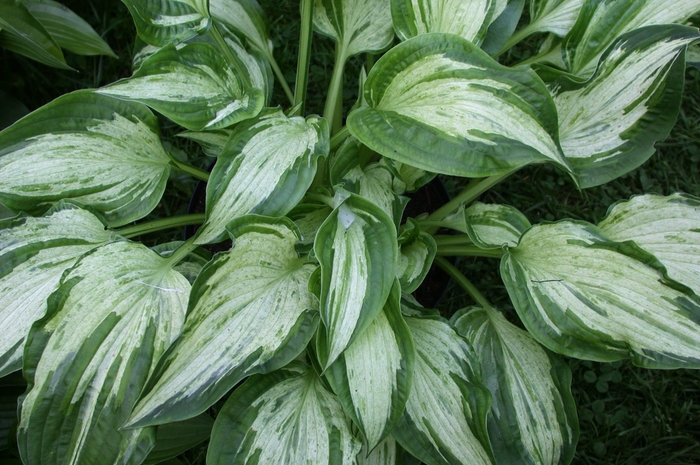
(315, 193, 398, 369)
(207, 362, 362, 464)
(347, 33, 570, 178)
(195, 109, 329, 244)
(288, 203, 333, 248)
(464, 201, 531, 249)
(480, 0, 524, 55)
(391, 0, 495, 46)
(22, 0, 117, 57)
(452, 306, 578, 465)
(0, 202, 114, 377)
(0, 90, 172, 227)
(393, 315, 493, 465)
(313, 0, 395, 57)
(97, 42, 264, 131)
(326, 282, 414, 450)
(18, 241, 190, 465)
(501, 221, 700, 368)
(122, 0, 211, 47)
(143, 414, 214, 465)
(598, 193, 700, 296)
(554, 25, 700, 188)
(128, 217, 319, 428)
(177, 129, 232, 157)
(209, 0, 270, 57)
(0, 0, 70, 69)
(511, 0, 584, 43)
(398, 220, 437, 293)
(563, 0, 700, 77)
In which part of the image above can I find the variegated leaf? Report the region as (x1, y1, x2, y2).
(326, 282, 414, 449)
(465, 201, 531, 249)
(97, 42, 264, 131)
(391, 0, 495, 46)
(151, 241, 212, 284)
(452, 306, 578, 465)
(177, 129, 232, 157)
(128, 217, 319, 427)
(339, 162, 407, 225)
(563, 0, 700, 77)
(389, 160, 436, 192)
(210, 0, 270, 57)
(393, 315, 493, 465)
(122, 0, 210, 47)
(357, 435, 422, 465)
(18, 241, 190, 465)
(22, 0, 117, 57)
(480, 0, 524, 55)
(313, 0, 395, 57)
(554, 26, 700, 188)
(506, 0, 584, 48)
(207, 362, 362, 465)
(347, 33, 570, 178)
(0, 202, 114, 377)
(501, 221, 700, 368)
(398, 220, 437, 293)
(315, 193, 398, 369)
(0, 90, 171, 226)
(599, 193, 700, 296)
(288, 203, 333, 247)
(218, 24, 274, 104)
(195, 109, 329, 244)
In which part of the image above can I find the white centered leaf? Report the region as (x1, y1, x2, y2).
(599, 193, 700, 296)
(207, 363, 362, 465)
(464, 201, 531, 249)
(122, 0, 211, 47)
(128, 218, 319, 427)
(501, 221, 700, 368)
(18, 241, 190, 465)
(0, 90, 172, 226)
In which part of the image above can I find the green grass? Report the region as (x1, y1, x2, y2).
(1, 2, 700, 464)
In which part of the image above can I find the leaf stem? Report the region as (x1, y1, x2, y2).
(294, 0, 315, 114)
(330, 125, 350, 149)
(115, 214, 206, 239)
(323, 43, 347, 135)
(495, 23, 537, 58)
(426, 172, 514, 223)
(269, 54, 295, 106)
(436, 245, 504, 259)
(169, 159, 210, 182)
(164, 236, 200, 267)
(432, 235, 473, 246)
(435, 256, 492, 309)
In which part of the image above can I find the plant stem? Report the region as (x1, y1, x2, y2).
(330, 126, 350, 149)
(426, 172, 514, 223)
(305, 193, 335, 209)
(269, 54, 295, 106)
(169, 159, 210, 182)
(323, 43, 347, 135)
(433, 235, 473, 246)
(210, 23, 252, 88)
(294, 0, 315, 114)
(436, 245, 504, 258)
(435, 256, 492, 309)
(164, 236, 200, 267)
(495, 23, 537, 58)
(115, 214, 206, 239)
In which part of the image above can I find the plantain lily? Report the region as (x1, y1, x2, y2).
(1, 0, 700, 464)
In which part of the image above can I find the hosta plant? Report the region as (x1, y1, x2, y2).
(1, 0, 700, 464)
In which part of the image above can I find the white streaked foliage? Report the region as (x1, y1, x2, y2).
(501, 221, 700, 368)
(209, 0, 270, 56)
(554, 26, 700, 188)
(348, 33, 570, 178)
(207, 362, 362, 465)
(0, 90, 171, 226)
(313, 0, 394, 57)
(127, 218, 319, 428)
(393, 315, 493, 465)
(599, 193, 700, 296)
(464, 202, 531, 249)
(97, 42, 264, 131)
(391, 0, 495, 46)
(0, 203, 114, 377)
(122, 0, 210, 47)
(564, 0, 700, 77)
(315, 193, 398, 369)
(519, 0, 584, 39)
(325, 282, 414, 450)
(452, 306, 578, 465)
(397, 219, 437, 293)
(196, 108, 328, 244)
(18, 241, 190, 465)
